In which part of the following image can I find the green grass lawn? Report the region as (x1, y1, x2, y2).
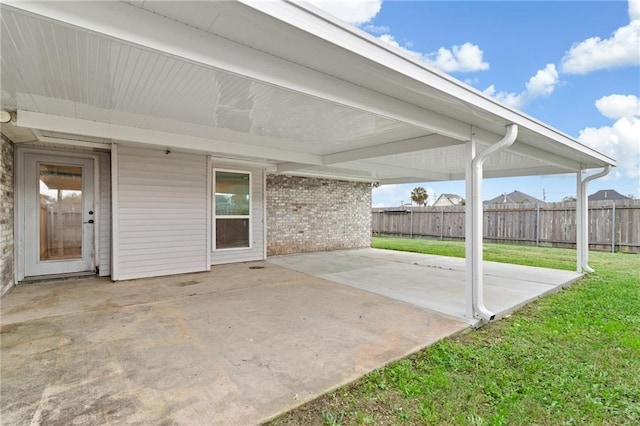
(269, 237, 640, 425)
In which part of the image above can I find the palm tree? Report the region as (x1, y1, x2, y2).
(410, 186, 428, 206)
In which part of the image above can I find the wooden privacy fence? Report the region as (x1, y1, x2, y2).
(372, 199, 640, 253)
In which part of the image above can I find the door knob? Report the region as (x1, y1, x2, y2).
(84, 219, 94, 224)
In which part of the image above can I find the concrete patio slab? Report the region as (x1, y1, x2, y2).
(0, 261, 468, 425)
(268, 248, 583, 321)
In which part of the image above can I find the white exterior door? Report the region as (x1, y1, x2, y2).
(24, 153, 95, 277)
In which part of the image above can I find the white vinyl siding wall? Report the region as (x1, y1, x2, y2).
(98, 152, 111, 276)
(211, 165, 264, 265)
(114, 146, 208, 280)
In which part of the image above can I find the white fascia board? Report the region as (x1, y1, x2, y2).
(3, 2, 470, 141)
(277, 134, 463, 172)
(277, 162, 445, 182)
(17, 110, 323, 165)
(339, 160, 452, 182)
(244, 0, 617, 167)
(507, 143, 582, 172)
(34, 136, 112, 150)
(448, 166, 577, 181)
(277, 162, 309, 173)
(481, 167, 570, 179)
(379, 177, 450, 185)
(208, 156, 278, 172)
(277, 170, 377, 183)
(323, 134, 463, 165)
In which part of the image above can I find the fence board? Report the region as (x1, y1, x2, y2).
(372, 200, 640, 253)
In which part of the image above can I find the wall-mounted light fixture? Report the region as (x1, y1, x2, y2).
(0, 110, 12, 123)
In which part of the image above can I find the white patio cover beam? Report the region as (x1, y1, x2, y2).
(17, 110, 324, 166)
(276, 163, 312, 173)
(336, 161, 452, 182)
(379, 177, 450, 185)
(277, 134, 463, 173)
(507, 143, 582, 172)
(323, 134, 462, 165)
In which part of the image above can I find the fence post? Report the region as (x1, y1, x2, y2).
(536, 204, 540, 247)
(410, 209, 413, 239)
(611, 203, 616, 253)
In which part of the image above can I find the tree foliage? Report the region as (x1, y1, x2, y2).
(410, 186, 428, 206)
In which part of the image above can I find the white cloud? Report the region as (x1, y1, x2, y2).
(631, 0, 640, 21)
(305, 0, 382, 25)
(377, 34, 489, 73)
(483, 64, 559, 109)
(525, 64, 560, 96)
(363, 23, 390, 35)
(578, 94, 640, 181)
(595, 94, 640, 119)
(560, 0, 640, 74)
(427, 42, 490, 73)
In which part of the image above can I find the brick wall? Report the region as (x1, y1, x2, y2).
(1, 134, 14, 296)
(266, 175, 371, 255)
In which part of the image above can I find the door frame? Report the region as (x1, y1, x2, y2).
(15, 147, 102, 282)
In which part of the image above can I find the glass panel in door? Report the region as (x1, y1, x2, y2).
(214, 171, 251, 249)
(38, 164, 83, 261)
(24, 153, 94, 278)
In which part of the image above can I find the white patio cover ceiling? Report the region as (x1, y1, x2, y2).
(1, 1, 615, 183)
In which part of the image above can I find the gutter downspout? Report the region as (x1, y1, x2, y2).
(577, 165, 611, 273)
(471, 124, 518, 322)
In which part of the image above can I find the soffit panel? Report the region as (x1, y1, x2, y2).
(1, 6, 422, 157)
(126, 1, 487, 133)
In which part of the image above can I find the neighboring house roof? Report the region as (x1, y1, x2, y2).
(433, 194, 465, 206)
(0, 1, 615, 184)
(588, 189, 631, 201)
(484, 190, 544, 204)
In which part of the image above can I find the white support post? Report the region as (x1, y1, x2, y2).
(464, 138, 476, 319)
(465, 124, 518, 322)
(576, 170, 584, 273)
(470, 139, 485, 320)
(110, 142, 119, 281)
(577, 166, 611, 273)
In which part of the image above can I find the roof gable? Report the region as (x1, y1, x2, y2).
(588, 189, 631, 201)
(485, 190, 544, 205)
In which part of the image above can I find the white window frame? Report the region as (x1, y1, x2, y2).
(212, 168, 252, 251)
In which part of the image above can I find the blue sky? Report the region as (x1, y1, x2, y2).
(308, 0, 640, 205)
